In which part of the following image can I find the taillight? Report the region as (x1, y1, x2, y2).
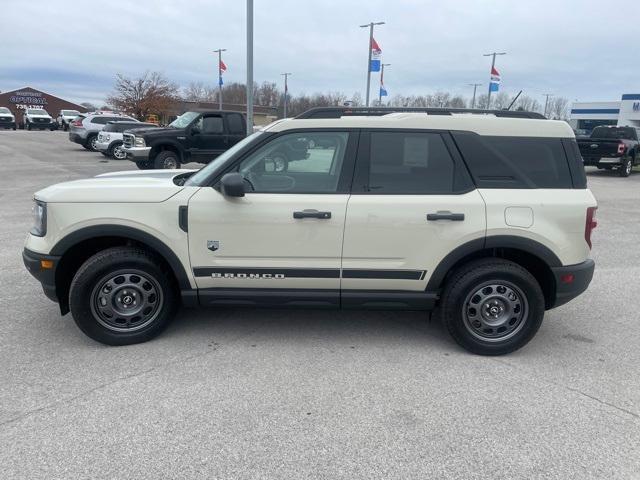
(585, 206, 597, 249)
(617, 142, 626, 155)
(71, 119, 82, 127)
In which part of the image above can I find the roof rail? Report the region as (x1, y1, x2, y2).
(296, 106, 547, 120)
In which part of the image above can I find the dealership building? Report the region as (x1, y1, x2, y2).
(569, 93, 640, 132)
(0, 86, 87, 124)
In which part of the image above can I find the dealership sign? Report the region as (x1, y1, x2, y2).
(634, 102, 640, 112)
(8, 90, 48, 110)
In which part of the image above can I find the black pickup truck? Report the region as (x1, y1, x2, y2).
(578, 125, 640, 177)
(122, 110, 247, 169)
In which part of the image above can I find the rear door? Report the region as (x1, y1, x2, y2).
(341, 130, 486, 294)
(192, 114, 227, 163)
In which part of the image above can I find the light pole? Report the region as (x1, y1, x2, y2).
(378, 63, 390, 105)
(468, 83, 482, 109)
(281, 72, 292, 118)
(213, 48, 226, 110)
(543, 93, 554, 118)
(483, 51, 506, 109)
(246, 0, 253, 133)
(359, 21, 385, 107)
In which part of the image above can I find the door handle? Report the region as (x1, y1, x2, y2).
(293, 209, 332, 219)
(427, 211, 465, 221)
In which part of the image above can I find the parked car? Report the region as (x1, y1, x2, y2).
(122, 110, 246, 169)
(68, 112, 138, 151)
(57, 110, 81, 131)
(23, 106, 597, 355)
(23, 108, 55, 130)
(95, 121, 158, 159)
(0, 107, 16, 130)
(577, 125, 640, 177)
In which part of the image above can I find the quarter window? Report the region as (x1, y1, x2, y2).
(237, 131, 349, 193)
(367, 132, 456, 194)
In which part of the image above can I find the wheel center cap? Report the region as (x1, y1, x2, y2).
(122, 295, 133, 305)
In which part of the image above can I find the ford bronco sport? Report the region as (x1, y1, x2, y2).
(23, 107, 597, 355)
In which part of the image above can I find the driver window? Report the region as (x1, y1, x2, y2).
(237, 131, 349, 193)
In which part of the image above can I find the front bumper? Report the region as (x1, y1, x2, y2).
(95, 140, 111, 152)
(29, 120, 54, 129)
(124, 146, 151, 161)
(22, 248, 61, 304)
(0, 120, 15, 129)
(550, 259, 595, 308)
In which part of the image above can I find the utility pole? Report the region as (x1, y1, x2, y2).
(543, 93, 554, 118)
(378, 63, 390, 105)
(213, 48, 227, 110)
(468, 83, 482, 109)
(281, 72, 292, 118)
(246, 0, 253, 133)
(483, 51, 506, 109)
(359, 21, 385, 107)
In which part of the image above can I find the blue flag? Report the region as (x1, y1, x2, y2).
(380, 86, 387, 97)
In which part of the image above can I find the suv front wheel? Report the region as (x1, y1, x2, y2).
(438, 258, 545, 355)
(69, 247, 179, 345)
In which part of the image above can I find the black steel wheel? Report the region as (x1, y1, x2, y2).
(154, 150, 180, 169)
(438, 258, 545, 355)
(69, 247, 179, 345)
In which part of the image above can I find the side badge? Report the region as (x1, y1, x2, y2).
(207, 240, 220, 252)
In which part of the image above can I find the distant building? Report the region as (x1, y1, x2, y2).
(0, 86, 87, 124)
(569, 94, 640, 133)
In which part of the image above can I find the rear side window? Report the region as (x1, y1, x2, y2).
(91, 116, 114, 125)
(367, 132, 458, 194)
(227, 113, 245, 134)
(452, 132, 573, 189)
(202, 116, 224, 134)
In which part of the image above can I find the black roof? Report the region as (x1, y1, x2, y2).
(296, 106, 546, 120)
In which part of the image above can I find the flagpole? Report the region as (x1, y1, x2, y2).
(213, 48, 226, 110)
(483, 51, 506, 109)
(246, 0, 254, 133)
(281, 72, 291, 118)
(468, 83, 482, 109)
(360, 21, 384, 107)
(379, 63, 390, 105)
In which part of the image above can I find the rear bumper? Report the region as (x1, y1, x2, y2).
(582, 156, 624, 166)
(550, 259, 595, 309)
(124, 146, 151, 161)
(22, 248, 61, 303)
(68, 132, 86, 144)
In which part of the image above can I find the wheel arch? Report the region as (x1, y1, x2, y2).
(149, 142, 184, 162)
(427, 236, 561, 309)
(50, 225, 192, 314)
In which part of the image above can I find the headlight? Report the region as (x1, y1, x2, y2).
(31, 200, 47, 237)
(134, 136, 146, 147)
(105, 134, 110, 141)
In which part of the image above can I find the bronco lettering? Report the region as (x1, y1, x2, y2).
(211, 272, 285, 279)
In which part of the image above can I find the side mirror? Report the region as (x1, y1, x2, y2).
(220, 172, 246, 197)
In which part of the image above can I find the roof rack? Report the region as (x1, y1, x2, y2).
(296, 106, 547, 120)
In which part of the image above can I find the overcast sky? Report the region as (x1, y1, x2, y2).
(1, 0, 638, 106)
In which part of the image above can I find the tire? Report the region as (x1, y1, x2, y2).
(26, 122, 31, 131)
(69, 247, 179, 346)
(154, 150, 181, 169)
(86, 134, 99, 152)
(12, 125, 16, 130)
(437, 258, 545, 355)
(135, 160, 154, 170)
(111, 142, 127, 160)
(619, 157, 632, 177)
(63, 123, 68, 132)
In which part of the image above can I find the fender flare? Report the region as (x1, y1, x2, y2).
(426, 235, 561, 291)
(50, 225, 192, 290)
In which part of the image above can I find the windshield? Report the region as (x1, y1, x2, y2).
(62, 110, 80, 116)
(169, 111, 200, 128)
(0, 107, 10, 114)
(27, 109, 48, 115)
(591, 127, 635, 140)
(185, 131, 264, 186)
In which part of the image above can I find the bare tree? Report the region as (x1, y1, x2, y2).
(548, 97, 570, 120)
(107, 71, 179, 119)
(80, 102, 96, 111)
(514, 95, 541, 113)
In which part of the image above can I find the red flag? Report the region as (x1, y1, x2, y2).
(491, 66, 500, 76)
(370, 37, 382, 53)
(219, 60, 227, 73)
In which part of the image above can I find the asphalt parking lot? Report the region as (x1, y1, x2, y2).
(1, 130, 639, 479)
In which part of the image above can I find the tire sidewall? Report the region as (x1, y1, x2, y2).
(442, 261, 545, 355)
(69, 250, 177, 345)
(154, 151, 180, 169)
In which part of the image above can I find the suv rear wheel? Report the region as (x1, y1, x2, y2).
(69, 247, 179, 345)
(154, 150, 181, 169)
(86, 134, 99, 152)
(438, 258, 545, 355)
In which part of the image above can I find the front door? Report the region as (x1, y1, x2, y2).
(191, 114, 227, 163)
(341, 130, 486, 293)
(187, 130, 358, 305)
